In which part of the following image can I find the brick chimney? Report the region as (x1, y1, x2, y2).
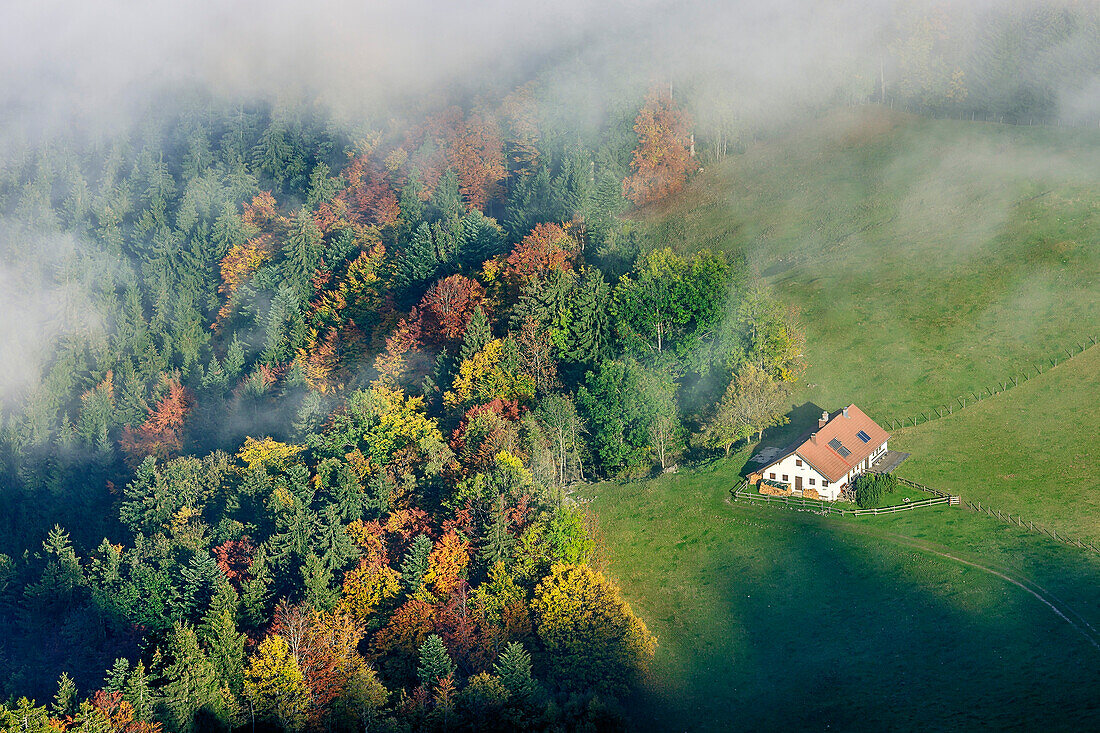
(810, 432, 818, 444)
(818, 411, 829, 429)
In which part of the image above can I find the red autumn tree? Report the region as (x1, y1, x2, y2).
(120, 377, 192, 464)
(435, 585, 492, 672)
(90, 690, 163, 732)
(371, 598, 437, 677)
(417, 275, 486, 344)
(213, 536, 255, 587)
(339, 155, 400, 229)
(622, 87, 695, 207)
(504, 223, 578, 285)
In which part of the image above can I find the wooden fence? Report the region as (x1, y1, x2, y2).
(883, 336, 1096, 431)
(732, 478, 1099, 557)
(963, 499, 1100, 556)
(731, 479, 953, 517)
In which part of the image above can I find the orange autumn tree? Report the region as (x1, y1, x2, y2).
(422, 530, 470, 598)
(319, 153, 400, 232)
(450, 103, 507, 211)
(504, 223, 578, 285)
(216, 192, 287, 328)
(417, 275, 486, 344)
(120, 377, 192, 464)
(622, 87, 695, 207)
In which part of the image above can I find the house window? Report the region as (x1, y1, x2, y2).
(769, 473, 775, 480)
(782, 475, 788, 482)
(809, 478, 815, 485)
(822, 480, 830, 487)
(795, 459, 802, 467)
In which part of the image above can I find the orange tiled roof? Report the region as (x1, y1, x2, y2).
(767, 404, 889, 483)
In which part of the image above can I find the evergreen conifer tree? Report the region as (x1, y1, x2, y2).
(459, 307, 493, 364)
(199, 583, 247, 695)
(400, 534, 434, 595)
(417, 635, 455, 690)
(493, 642, 535, 703)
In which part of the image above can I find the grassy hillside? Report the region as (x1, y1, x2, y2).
(583, 109, 1100, 729)
(649, 107, 1100, 419)
(894, 343, 1100, 541)
(579, 461, 1100, 731)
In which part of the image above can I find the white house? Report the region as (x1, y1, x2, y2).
(756, 404, 890, 501)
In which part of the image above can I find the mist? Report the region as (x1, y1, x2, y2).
(4, 0, 1097, 150)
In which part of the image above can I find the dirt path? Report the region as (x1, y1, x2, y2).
(876, 531, 1100, 650)
(803, 511, 1100, 650)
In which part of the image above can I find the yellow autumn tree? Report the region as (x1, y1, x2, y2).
(338, 562, 401, 626)
(443, 339, 536, 408)
(237, 436, 305, 473)
(531, 563, 656, 694)
(243, 635, 310, 730)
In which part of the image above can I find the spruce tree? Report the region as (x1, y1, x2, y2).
(154, 622, 225, 733)
(124, 662, 154, 723)
(301, 551, 337, 611)
(417, 635, 455, 690)
(429, 169, 464, 222)
(240, 546, 273, 628)
(563, 267, 612, 370)
(493, 642, 534, 703)
(51, 672, 78, 719)
(282, 207, 323, 292)
(400, 534, 434, 595)
(103, 658, 132, 695)
(394, 222, 441, 304)
(459, 307, 493, 363)
(199, 583, 247, 695)
(174, 551, 220, 622)
(480, 497, 515, 568)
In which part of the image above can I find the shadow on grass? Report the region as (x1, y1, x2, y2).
(624, 513, 1100, 732)
(735, 401, 826, 477)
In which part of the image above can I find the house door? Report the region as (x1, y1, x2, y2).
(795, 476, 803, 492)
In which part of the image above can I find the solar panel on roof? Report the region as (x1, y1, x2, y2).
(828, 437, 851, 457)
(856, 430, 871, 443)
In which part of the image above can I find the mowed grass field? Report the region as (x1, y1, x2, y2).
(650, 106, 1100, 420)
(586, 108, 1100, 729)
(578, 461, 1100, 731)
(896, 343, 1099, 541)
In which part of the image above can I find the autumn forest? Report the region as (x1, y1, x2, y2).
(3, 1, 1099, 730)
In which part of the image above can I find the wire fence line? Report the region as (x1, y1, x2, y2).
(962, 499, 1100, 557)
(883, 336, 1096, 432)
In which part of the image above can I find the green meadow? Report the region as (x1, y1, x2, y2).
(579, 460, 1100, 731)
(589, 107, 1100, 729)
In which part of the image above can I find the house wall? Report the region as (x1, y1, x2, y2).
(761, 453, 840, 500)
(762, 440, 889, 502)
